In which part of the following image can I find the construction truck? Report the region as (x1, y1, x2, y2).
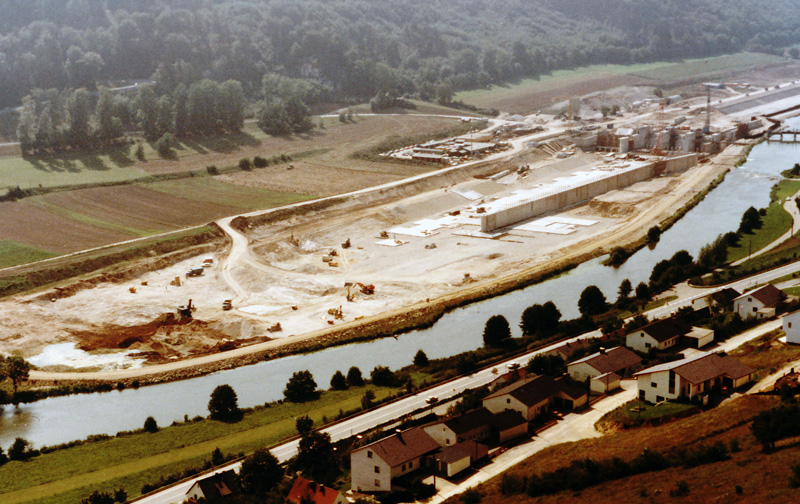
(186, 267, 204, 278)
(222, 299, 233, 311)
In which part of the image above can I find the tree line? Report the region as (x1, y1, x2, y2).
(2, 0, 799, 111)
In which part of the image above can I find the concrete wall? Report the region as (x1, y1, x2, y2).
(480, 162, 655, 232)
(783, 311, 800, 344)
(568, 361, 600, 382)
(664, 153, 698, 174)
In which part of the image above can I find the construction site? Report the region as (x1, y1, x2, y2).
(0, 77, 794, 376)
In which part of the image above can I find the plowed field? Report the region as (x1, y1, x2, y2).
(0, 200, 132, 253)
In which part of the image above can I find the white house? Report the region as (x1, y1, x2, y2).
(625, 317, 690, 353)
(423, 408, 493, 446)
(482, 375, 587, 420)
(783, 309, 800, 344)
(635, 352, 754, 404)
(733, 284, 785, 320)
(567, 346, 642, 393)
(350, 427, 440, 493)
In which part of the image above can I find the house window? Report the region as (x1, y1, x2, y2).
(668, 370, 675, 394)
(409, 460, 413, 468)
(374, 466, 380, 473)
(656, 396, 664, 402)
(651, 382, 656, 388)
(753, 307, 757, 312)
(375, 480, 380, 487)
(506, 398, 511, 404)
(645, 343, 651, 348)
(367, 451, 372, 458)
(639, 390, 645, 400)
(790, 322, 793, 328)
(401, 464, 405, 471)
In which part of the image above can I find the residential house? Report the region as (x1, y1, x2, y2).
(286, 477, 347, 504)
(433, 441, 488, 477)
(682, 326, 715, 348)
(489, 409, 528, 443)
(544, 339, 595, 361)
(185, 470, 239, 502)
(423, 408, 493, 446)
(482, 375, 587, 421)
(635, 352, 754, 404)
(625, 317, 690, 353)
(567, 346, 642, 393)
(733, 284, 785, 320)
(691, 287, 741, 313)
(783, 309, 800, 344)
(350, 427, 440, 493)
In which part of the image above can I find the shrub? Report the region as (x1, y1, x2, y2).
(330, 370, 348, 390)
(253, 155, 268, 168)
(143, 416, 158, 433)
(413, 349, 429, 367)
(296, 415, 313, 434)
(7, 437, 31, 461)
(346, 366, 364, 386)
(154, 133, 174, 158)
(239, 158, 253, 170)
(135, 143, 145, 161)
(461, 488, 483, 504)
(207, 165, 218, 175)
(370, 366, 398, 387)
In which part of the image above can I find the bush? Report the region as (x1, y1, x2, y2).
(239, 158, 253, 170)
(370, 366, 398, 387)
(347, 366, 364, 386)
(413, 349, 429, 367)
(253, 155, 268, 168)
(7, 437, 31, 461)
(647, 226, 661, 242)
(483, 315, 512, 347)
(135, 143, 145, 161)
(283, 370, 318, 403)
(208, 384, 241, 421)
(330, 370, 348, 390)
(361, 389, 375, 409)
(206, 165, 218, 175)
(154, 132, 174, 158)
(461, 488, 483, 504)
(143, 416, 158, 433)
(296, 415, 313, 434)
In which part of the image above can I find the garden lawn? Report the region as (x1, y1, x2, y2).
(726, 180, 800, 262)
(0, 381, 422, 504)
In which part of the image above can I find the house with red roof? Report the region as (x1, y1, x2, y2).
(286, 476, 346, 504)
(634, 351, 754, 404)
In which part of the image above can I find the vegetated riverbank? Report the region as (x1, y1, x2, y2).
(18, 142, 752, 400)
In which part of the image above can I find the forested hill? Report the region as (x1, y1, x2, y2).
(1, 0, 799, 109)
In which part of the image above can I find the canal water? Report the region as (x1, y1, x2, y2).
(3, 120, 800, 448)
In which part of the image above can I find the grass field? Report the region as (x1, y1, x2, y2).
(726, 180, 800, 262)
(456, 51, 786, 114)
(0, 380, 420, 504)
(143, 177, 316, 211)
(0, 240, 57, 268)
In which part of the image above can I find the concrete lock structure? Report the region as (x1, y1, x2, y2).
(479, 154, 697, 233)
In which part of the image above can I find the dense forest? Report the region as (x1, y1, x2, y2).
(2, 0, 799, 149)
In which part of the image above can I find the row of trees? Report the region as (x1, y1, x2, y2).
(2, 1, 799, 109)
(16, 79, 247, 154)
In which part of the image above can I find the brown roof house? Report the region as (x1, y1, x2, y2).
(350, 427, 440, 493)
(482, 375, 587, 421)
(625, 317, 691, 353)
(185, 470, 239, 502)
(433, 440, 488, 478)
(634, 351, 754, 404)
(691, 287, 741, 313)
(567, 346, 642, 393)
(733, 284, 786, 320)
(423, 407, 493, 446)
(286, 476, 347, 504)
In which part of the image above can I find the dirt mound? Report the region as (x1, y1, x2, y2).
(70, 312, 252, 362)
(583, 200, 637, 218)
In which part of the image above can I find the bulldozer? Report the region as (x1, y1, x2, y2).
(356, 283, 375, 295)
(178, 299, 195, 318)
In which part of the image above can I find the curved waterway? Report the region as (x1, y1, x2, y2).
(3, 120, 800, 448)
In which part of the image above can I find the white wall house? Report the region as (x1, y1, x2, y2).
(783, 309, 800, 344)
(635, 352, 754, 404)
(626, 317, 690, 353)
(733, 284, 784, 320)
(567, 346, 642, 393)
(350, 427, 440, 493)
